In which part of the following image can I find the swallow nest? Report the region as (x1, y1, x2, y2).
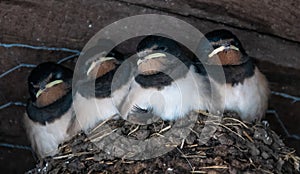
(27, 111, 299, 174)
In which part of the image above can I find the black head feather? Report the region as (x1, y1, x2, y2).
(28, 62, 73, 102)
(135, 35, 195, 88)
(204, 29, 247, 55)
(137, 35, 183, 58)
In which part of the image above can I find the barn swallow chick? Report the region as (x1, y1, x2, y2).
(120, 35, 210, 121)
(200, 29, 269, 121)
(73, 48, 131, 132)
(24, 62, 74, 158)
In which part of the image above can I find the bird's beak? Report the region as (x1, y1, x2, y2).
(208, 45, 239, 58)
(86, 57, 115, 76)
(137, 53, 167, 65)
(36, 80, 64, 98)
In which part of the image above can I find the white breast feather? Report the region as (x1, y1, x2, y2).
(73, 82, 130, 132)
(73, 93, 118, 132)
(211, 67, 269, 121)
(24, 109, 73, 158)
(120, 66, 209, 120)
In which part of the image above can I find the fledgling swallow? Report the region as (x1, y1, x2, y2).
(73, 47, 131, 132)
(199, 29, 269, 121)
(120, 35, 210, 121)
(24, 62, 75, 158)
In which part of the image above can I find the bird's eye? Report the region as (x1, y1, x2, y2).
(55, 72, 62, 79)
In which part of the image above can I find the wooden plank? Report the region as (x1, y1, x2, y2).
(121, 0, 300, 42)
(0, 0, 299, 68)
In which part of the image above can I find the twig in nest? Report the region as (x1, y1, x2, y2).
(224, 123, 244, 127)
(165, 144, 179, 147)
(89, 114, 117, 134)
(58, 144, 72, 154)
(181, 155, 206, 159)
(223, 117, 249, 129)
(196, 147, 215, 151)
(59, 143, 69, 150)
(243, 130, 254, 143)
(248, 158, 256, 168)
(86, 128, 113, 142)
(180, 139, 185, 149)
(128, 125, 140, 136)
(53, 151, 91, 160)
(187, 144, 198, 148)
(176, 147, 194, 171)
(282, 150, 300, 171)
(52, 153, 74, 160)
(89, 129, 118, 142)
(158, 125, 172, 134)
(189, 128, 200, 138)
(150, 133, 165, 138)
(198, 165, 228, 169)
(85, 157, 95, 161)
(234, 145, 248, 153)
(122, 160, 135, 164)
(190, 171, 206, 174)
(214, 123, 245, 141)
(87, 169, 93, 174)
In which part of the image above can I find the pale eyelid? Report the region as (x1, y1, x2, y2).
(86, 57, 115, 75)
(208, 45, 239, 58)
(35, 80, 64, 98)
(137, 53, 167, 65)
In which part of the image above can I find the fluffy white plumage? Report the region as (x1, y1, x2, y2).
(73, 83, 129, 132)
(23, 110, 73, 158)
(210, 67, 269, 121)
(120, 66, 209, 120)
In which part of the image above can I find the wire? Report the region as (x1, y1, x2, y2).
(57, 53, 80, 64)
(0, 64, 37, 79)
(0, 101, 27, 110)
(0, 54, 80, 79)
(271, 91, 300, 103)
(267, 110, 300, 140)
(0, 43, 80, 54)
(0, 143, 32, 151)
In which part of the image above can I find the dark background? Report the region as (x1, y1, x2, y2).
(0, 0, 299, 173)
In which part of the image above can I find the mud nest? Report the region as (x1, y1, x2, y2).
(27, 112, 299, 174)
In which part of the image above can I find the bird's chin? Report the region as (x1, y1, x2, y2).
(139, 69, 160, 75)
(206, 50, 243, 66)
(137, 58, 168, 75)
(138, 63, 160, 75)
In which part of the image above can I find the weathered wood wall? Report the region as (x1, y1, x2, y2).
(0, 0, 299, 68)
